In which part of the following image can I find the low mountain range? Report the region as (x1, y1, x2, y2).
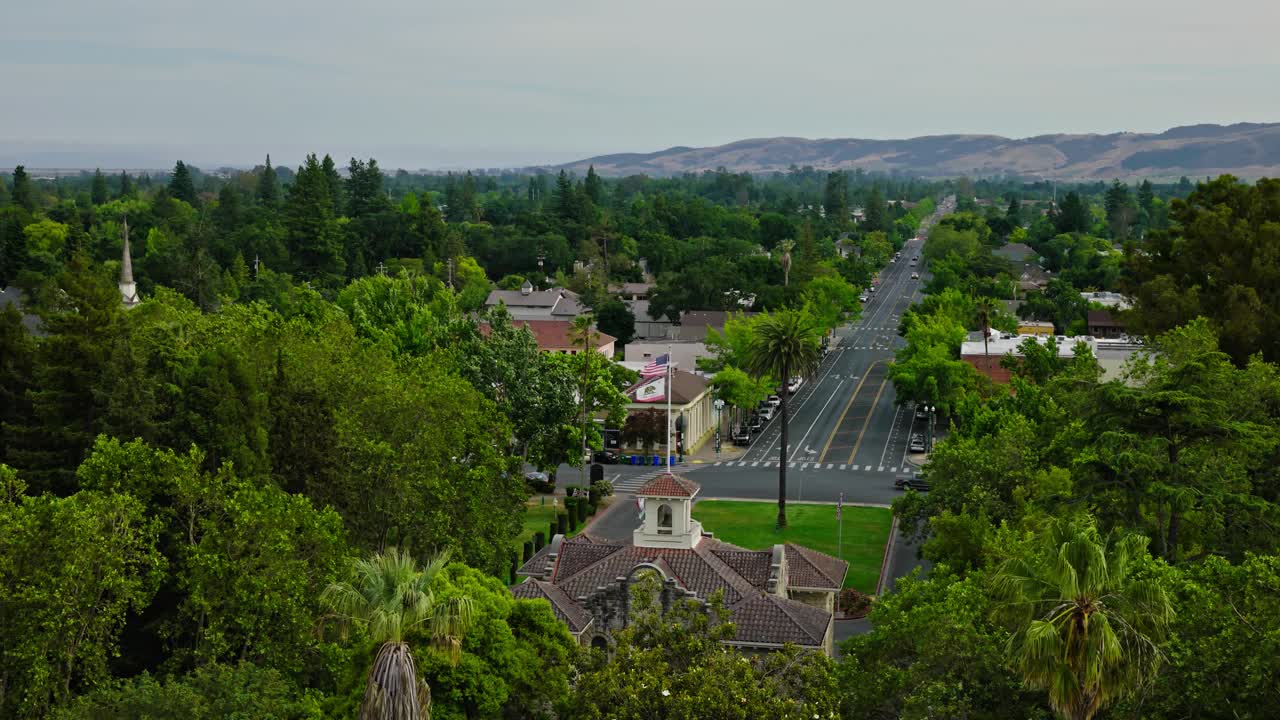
(560, 122, 1280, 180)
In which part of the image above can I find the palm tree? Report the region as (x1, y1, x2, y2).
(744, 308, 823, 530)
(992, 521, 1172, 720)
(321, 548, 474, 720)
(973, 296, 1000, 360)
(779, 239, 795, 286)
(569, 314, 599, 483)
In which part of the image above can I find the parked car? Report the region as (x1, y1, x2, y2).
(914, 406, 928, 420)
(592, 449, 619, 464)
(748, 414, 764, 431)
(910, 272, 920, 280)
(890, 257, 897, 263)
(859, 294, 869, 303)
(524, 470, 549, 483)
(894, 473, 931, 491)
(788, 377, 804, 394)
(869, 285, 876, 293)
(766, 394, 782, 408)
(732, 429, 752, 446)
(908, 435, 926, 453)
(759, 405, 776, 421)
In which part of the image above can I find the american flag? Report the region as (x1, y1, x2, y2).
(640, 353, 671, 377)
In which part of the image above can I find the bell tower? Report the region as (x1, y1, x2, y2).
(633, 473, 703, 550)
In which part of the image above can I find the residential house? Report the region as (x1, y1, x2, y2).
(1087, 310, 1125, 340)
(624, 310, 755, 372)
(511, 474, 848, 656)
(1080, 291, 1132, 310)
(483, 319, 616, 356)
(484, 281, 584, 322)
(1016, 320, 1055, 336)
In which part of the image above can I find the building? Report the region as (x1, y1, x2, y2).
(1087, 310, 1124, 339)
(962, 334, 1097, 384)
(485, 319, 615, 356)
(484, 281, 584, 322)
(994, 242, 1039, 265)
(610, 282, 653, 303)
(1017, 320, 1055, 336)
(0, 287, 42, 334)
(630, 300, 675, 340)
(624, 341, 708, 375)
(622, 368, 715, 454)
(511, 474, 847, 655)
(624, 310, 756, 371)
(1080, 291, 1132, 310)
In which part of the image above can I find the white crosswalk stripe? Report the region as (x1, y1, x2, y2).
(751, 461, 759, 467)
(840, 464, 847, 470)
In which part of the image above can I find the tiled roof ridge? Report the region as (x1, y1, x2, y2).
(784, 542, 848, 589)
(635, 473, 700, 497)
(695, 541, 764, 599)
(765, 594, 827, 645)
(551, 538, 628, 584)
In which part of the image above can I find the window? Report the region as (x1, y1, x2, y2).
(657, 504, 673, 535)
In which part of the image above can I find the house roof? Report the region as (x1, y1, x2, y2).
(485, 287, 583, 317)
(995, 242, 1038, 263)
(611, 282, 654, 296)
(511, 579, 592, 633)
(1087, 310, 1121, 327)
(507, 319, 615, 352)
(783, 543, 848, 590)
(0, 287, 43, 335)
(512, 528, 846, 649)
(675, 310, 754, 342)
(626, 368, 709, 405)
(636, 473, 700, 498)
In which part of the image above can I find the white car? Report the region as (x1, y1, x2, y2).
(787, 377, 803, 394)
(859, 294, 869, 303)
(910, 272, 920, 280)
(759, 405, 776, 421)
(766, 394, 782, 408)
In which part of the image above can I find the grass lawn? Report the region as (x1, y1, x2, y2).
(692, 500, 893, 592)
(515, 498, 580, 553)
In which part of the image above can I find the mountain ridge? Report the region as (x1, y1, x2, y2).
(559, 122, 1280, 180)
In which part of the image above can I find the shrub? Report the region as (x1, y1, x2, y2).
(838, 587, 872, 617)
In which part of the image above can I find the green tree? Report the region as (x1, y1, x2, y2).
(169, 161, 198, 205)
(90, 169, 109, 205)
(824, 171, 849, 229)
(583, 165, 604, 206)
(594, 298, 635, 346)
(992, 521, 1173, 720)
(56, 662, 310, 720)
(284, 154, 345, 284)
(118, 170, 133, 198)
(1053, 192, 1091, 235)
(321, 548, 474, 720)
(973, 295, 1000, 360)
(744, 308, 823, 529)
(12, 165, 35, 212)
(0, 483, 164, 717)
(257, 154, 280, 206)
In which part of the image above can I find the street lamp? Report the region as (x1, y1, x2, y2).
(713, 398, 725, 458)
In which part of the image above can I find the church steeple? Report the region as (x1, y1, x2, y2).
(119, 218, 140, 308)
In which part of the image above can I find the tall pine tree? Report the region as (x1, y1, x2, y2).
(168, 161, 197, 205)
(118, 171, 133, 198)
(90, 169, 108, 205)
(256, 154, 280, 206)
(584, 165, 604, 206)
(12, 165, 35, 212)
(320, 154, 343, 214)
(283, 154, 344, 283)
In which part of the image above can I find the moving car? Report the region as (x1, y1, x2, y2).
(592, 449, 620, 464)
(908, 435, 926, 452)
(910, 272, 920, 280)
(914, 406, 928, 420)
(787, 377, 804, 394)
(894, 473, 930, 491)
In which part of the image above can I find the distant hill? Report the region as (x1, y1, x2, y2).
(559, 123, 1280, 180)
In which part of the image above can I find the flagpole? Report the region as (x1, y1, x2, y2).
(666, 344, 673, 470)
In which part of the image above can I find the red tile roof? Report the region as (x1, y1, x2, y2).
(636, 473, 700, 498)
(784, 543, 848, 590)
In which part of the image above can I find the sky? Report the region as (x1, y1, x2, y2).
(1, 0, 1277, 169)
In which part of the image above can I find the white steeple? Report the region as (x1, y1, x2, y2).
(119, 218, 140, 309)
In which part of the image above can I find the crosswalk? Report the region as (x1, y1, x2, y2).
(708, 460, 908, 474)
(611, 465, 690, 493)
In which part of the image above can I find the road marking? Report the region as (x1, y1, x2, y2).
(788, 462, 796, 468)
(818, 362, 877, 463)
(840, 464, 847, 470)
(890, 466, 897, 472)
(751, 461, 759, 467)
(800, 462, 809, 470)
(788, 376, 847, 462)
(846, 374, 890, 465)
(713, 461, 722, 466)
(878, 466, 885, 471)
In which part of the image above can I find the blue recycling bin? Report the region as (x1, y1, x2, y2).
(630, 455, 638, 465)
(652, 455, 661, 466)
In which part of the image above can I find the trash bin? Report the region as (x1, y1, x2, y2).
(652, 455, 661, 466)
(630, 455, 638, 465)
(590, 463, 604, 482)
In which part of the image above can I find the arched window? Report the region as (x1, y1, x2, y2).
(657, 504, 673, 535)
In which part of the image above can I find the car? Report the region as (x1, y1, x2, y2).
(859, 294, 869, 303)
(894, 473, 931, 492)
(894, 251, 901, 258)
(758, 405, 776, 421)
(908, 436, 926, 453)
(910, 272, 920, 280)
(869, 285, 876, 293)
(524, 470, 549, 483)
(890, 257, 897, 263)
(914, 406, 928, 420)
(748, 414, 765, 431)
(732, 429, 752, 446)
(787, 377, 804, 394)
(766, 394, 782, 408)
(592, 449, 620, 464)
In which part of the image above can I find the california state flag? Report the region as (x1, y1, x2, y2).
(633, 375, 666, 403)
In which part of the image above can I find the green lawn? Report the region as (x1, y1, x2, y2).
(516, 498, 580, 553)
(692, 500, 893, 592)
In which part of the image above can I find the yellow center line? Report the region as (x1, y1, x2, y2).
(818, 361, 879, 463)
(847, 375, 890, 466)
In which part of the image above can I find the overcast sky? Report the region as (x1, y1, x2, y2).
(1, 0, 1277, 169)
